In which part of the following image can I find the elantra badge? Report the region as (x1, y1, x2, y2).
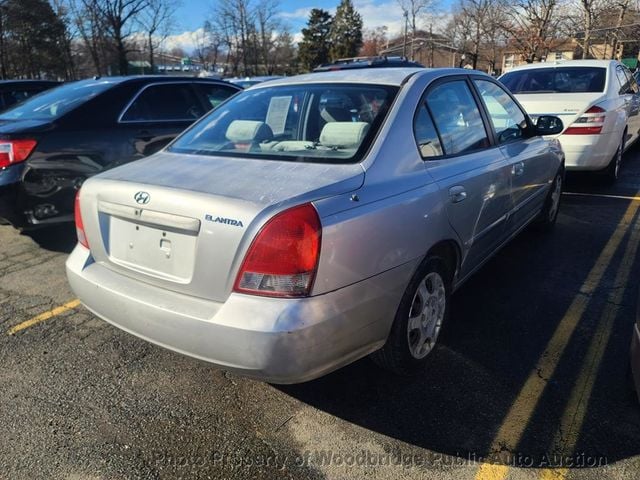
(134, 191, 150, 205)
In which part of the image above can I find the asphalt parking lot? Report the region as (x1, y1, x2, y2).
(2, 151, 640, 480)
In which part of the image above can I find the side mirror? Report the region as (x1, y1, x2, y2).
(535, 115, 563, 136)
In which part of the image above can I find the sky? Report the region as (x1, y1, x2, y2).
(166, 0, 443, 53)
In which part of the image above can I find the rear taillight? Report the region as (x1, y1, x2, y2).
(564, 105, 606, 135)
(74, 190, 89, 249)
(234, 203, 322, 298)
(0, 139, 37, 168)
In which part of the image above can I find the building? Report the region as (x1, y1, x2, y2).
(380, 32, 458, 68)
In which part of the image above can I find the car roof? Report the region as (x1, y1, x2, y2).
(313, 57, 424, 72)
(63, 76, 236, 89)
(250, 68, 484, 88)
(505, 59, 617, 73)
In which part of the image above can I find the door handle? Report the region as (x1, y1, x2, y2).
(512, 162, 525, 176)
(449, 186, 467, 203)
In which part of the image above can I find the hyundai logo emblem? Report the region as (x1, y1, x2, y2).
(134, 191, 150, 205)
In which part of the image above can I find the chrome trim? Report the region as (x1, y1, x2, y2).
(98, 200, 201, 233)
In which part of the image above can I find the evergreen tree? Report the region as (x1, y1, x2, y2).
(0, 0, 69, 79)
(329, 0, 363, 60)
(298, 9, 333, 71)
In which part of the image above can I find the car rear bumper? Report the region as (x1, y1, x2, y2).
(631, 323, 640, 401)
(66, 245, 415, 384)
(559, 132, 617, 171)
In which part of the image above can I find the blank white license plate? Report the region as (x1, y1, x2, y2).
(108, 216, 197, 282)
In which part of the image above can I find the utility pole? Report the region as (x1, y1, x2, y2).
(402, 9, 409, 58)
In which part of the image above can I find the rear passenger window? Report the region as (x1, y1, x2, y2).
(194, 84, 237, 109)
(413, 104, 443, 158)
(426, 81, 489, 155)
(121, 83, 204, 122)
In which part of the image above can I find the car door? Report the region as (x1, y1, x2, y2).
(620, 65, 640, 144)
(118, 82, 207, 161)
(471, 77, 554, 233)
(417, 77, 513, 278)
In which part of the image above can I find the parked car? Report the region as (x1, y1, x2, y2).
(0, 76, 240, 228)
(0, 80, 61, 111)
(499, 60, 640, 182)
(632, 292, 640, 403)
(313, 56, 424, 72)
(67, 68, 564, 383)
(226, 76, 283, 88)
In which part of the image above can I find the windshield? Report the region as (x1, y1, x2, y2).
(0, 80, 113, 121)
(500, 67, 607, 94)
(169, 83, 397, 164)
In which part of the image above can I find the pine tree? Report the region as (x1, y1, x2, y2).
(329, 0, 363, 60)
(298, 9, 333, 72)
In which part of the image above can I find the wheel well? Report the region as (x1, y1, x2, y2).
(427, 240, 460, 284)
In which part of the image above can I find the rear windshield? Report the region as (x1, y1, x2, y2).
(500, 67, 607, 94)
(0, 80, 113, 121)
(168, 83, 397, 164)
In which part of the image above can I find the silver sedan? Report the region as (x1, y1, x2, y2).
(66, 68, 565, 383)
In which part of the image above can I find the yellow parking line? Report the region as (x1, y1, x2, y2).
(563, 192, 640, 202)
(7, 299, 81, 335)
(475, 200, 640, 480)
(538, 209, 640, 480)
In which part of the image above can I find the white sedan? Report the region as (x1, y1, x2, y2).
(500, 59, 640, 182)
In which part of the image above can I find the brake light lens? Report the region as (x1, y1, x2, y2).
(0, 139, 37, 168)
(234, 203, 322, 297)
(74, 190, 89, 249)
(564, 106, 606, 135)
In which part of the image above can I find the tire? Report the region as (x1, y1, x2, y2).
(371, 255, 451, 376)
(604, 134, 625, 184)
(533, 168, 563, 231)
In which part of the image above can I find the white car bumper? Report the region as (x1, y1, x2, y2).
(559, 132, 618, 171)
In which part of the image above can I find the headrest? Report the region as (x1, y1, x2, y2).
(226, 120, 273, 143)
(320, 122, 370, 149)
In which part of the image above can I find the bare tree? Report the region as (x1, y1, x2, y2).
(397, 0, 439, 59)
(213, 0, 256, 76)
(502, 0, 562, 63)
(255, 0, 280, 74)
(138, 0, 176, 70)
(609, 0, 633, 59)
(91, 0, 149, 75)
(575, 0, 607, 58)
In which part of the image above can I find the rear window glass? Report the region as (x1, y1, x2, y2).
(0, 81, 112, 121)
(169, 83, 397, 164)
(500, 67, 607, 94)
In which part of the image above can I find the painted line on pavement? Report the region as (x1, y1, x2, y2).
(538, 209, 640, 480)
(475, 200, 640, 480)
(7, 299, 81, 335)
(563, 191, 640, 202)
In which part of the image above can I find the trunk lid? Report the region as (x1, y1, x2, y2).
(0, 118, 54, 135)
(81, 151, 364, 302)
(514, 93, 606, 132)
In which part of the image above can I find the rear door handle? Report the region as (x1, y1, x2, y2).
(449, 186, 467, 203)
(512, 162, 525, 176)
